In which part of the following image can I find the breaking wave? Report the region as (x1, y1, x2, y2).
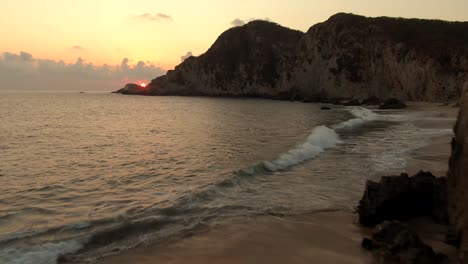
(245, 107, 379, 173)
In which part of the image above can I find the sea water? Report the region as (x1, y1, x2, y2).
(0, 92, 454, 263)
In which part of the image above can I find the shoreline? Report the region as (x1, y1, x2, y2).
(69, 103, 458, 264)
(90, 211, 373, 264)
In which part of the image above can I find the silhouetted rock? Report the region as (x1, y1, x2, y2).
(362, 96, 381, 105)
(114, 83, 150, 95)
(321, 106, 331, 110)
(358, 171, 448, 227)
(379, 98, 408, 109)
(362, 221, 451, 264)
(343, 99, 362, 106)
(447, 89, 468, 259)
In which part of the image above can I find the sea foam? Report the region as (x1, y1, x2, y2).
(0, 240, 82, 264)
(333, 107, 378, 130)
(263, 107, 377, 171)
(263, 126, 342, 171)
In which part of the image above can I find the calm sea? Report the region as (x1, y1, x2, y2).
(0, 92, 454, 263)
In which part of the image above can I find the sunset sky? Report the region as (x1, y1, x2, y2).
(1, 0, 467, 91)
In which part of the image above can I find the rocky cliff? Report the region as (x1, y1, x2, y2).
(448, 86, 468, 260)
(116, 13, 468, 102)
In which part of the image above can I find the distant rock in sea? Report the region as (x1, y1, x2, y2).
(115, 13, 468, 103)
(114, 83, 149, 95)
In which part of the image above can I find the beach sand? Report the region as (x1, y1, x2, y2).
(94, 211, 373, 264)
(88, 103, 458, 264)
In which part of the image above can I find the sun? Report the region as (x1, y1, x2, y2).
(139, 83, 147, 88)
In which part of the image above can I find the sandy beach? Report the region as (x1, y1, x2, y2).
(82, 103, 459, 264)
(93, 211, 372, 264)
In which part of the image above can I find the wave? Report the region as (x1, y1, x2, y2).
(0, 240, 82, 264)
(333, 107, 378, 130)
(256, 107, 378, 172)
(263, 126, 342, 171)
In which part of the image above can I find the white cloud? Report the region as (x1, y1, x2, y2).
(180, 51, 193, 62)
(230, 17, 272, 27)
(134, 13, 173, 22)
(230, 18, 245, 27)
(0, 51, 166, 91)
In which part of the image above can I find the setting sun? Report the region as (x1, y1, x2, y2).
(140, 83, 147, 88)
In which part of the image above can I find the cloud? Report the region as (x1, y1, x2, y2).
(180, 51, 193, 62)
(230, 17, 272, 27)
(71, 45, 84, 51)
(134, 13, 173, 22)
(0, 51, 167, 91)
(230, 18, 246, 27)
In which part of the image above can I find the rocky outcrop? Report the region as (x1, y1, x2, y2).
(113, 83, 150, 95)
(358, 171, 447, 227)
(379, 98, 407, 109)
(116, 13, 468, 103)
(117, 21, 303, 98)
(286, 14, 468, 102)
(362, 221, 451, 264)
(447, 89, 468, 259)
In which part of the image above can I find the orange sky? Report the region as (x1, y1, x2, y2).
(1, 0, 467, 70)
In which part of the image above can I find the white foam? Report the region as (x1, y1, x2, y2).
(333, 107, 378, 130)
(263, 107, 378, 172)
(263, 126, 342, 171)
(0, 240, 83, 264)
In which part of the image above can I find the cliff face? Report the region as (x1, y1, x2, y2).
(287, 14, 468, 101)
(142, 21, 303, 98)
(448, 85, 468, 259)
(117, 13, 468, 102)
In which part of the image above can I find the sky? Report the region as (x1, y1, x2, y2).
(1, 0, 467, 91)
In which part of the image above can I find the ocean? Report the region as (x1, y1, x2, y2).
(0, 92, 455, 263)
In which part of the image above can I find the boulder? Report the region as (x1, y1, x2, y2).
(362, 96, 381, 105)
(357, 171, 447, 227)
(343, 99, 362, 106)
(362, 221, 451, 264)
(379, 98, 408, 109)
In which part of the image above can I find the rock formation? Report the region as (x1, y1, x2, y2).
(362, 221, 451, 264)
(358, 171, 447, 227)
(113, 83, 151, 95)
(447, 88, 468, 259)
(378, 98, 407, 109)
(116, 13, 468, 103)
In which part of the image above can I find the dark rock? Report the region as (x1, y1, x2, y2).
(321, 106, 331, 110)
(362, 221, 451, 264)
(343, 99, 362, 106)
(358, 171, 448, 227)
(115, 83, 149, 95)
(447, 91, 468, 260)
(451, 101, 460, 108)
(362, 238, 377, 250)
(379, 98, 408, 109)
(362, 96, 381, 105)
(301, 97, 315, 103)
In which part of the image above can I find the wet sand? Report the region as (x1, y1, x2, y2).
(90, 103, 458, 264)
(94, 211, 373, 264)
